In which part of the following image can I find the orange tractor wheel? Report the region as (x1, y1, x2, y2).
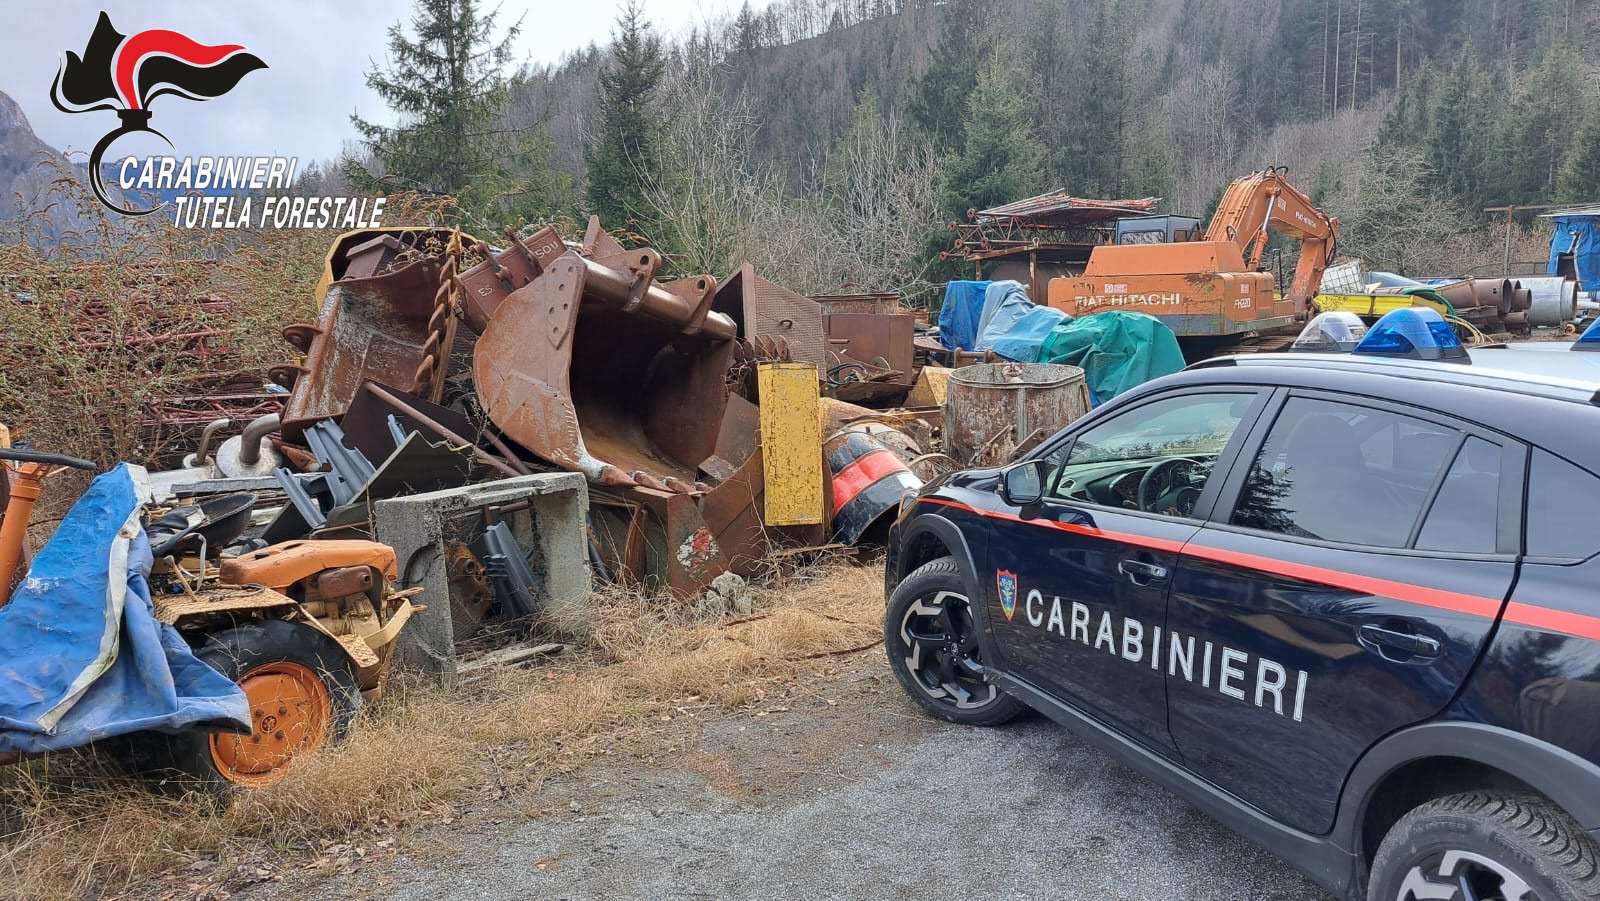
(112, 620, 359, 792)
(209, 659, 334, 786)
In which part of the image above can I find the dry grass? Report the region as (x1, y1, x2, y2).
(0, 562, 885, 898)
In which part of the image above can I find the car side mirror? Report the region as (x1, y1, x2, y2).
(999, 459, 1048, 507)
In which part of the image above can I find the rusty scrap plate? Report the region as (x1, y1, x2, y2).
(280, 254, 449, 442)
(155, 583, 292, 624)
(714, 264, 827, 365)
(824, 312, 915, 374)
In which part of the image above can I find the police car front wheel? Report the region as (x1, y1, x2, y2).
(1369, 791, 1600, 901)
(885, 557, 1023, 727)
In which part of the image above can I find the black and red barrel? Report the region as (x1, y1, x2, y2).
(825, 429, 922, 546)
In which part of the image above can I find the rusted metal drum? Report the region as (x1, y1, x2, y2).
(946, 363, 1090, 467)
(825, 429, 922, 546)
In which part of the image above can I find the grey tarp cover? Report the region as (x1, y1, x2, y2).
(0, 463, 249, 754)
(973, 281, 1034, 350)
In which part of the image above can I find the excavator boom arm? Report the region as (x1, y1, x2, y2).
(1203, 168, 1339, 309)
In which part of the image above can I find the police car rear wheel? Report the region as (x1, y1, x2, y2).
(885, 557, 1023, 727)
(1369, 791, 1600, 901)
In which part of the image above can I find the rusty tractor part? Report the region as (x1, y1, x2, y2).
(220, 539, 400, 592)
(946, 363, 1092, 468)
(472, 227, 738, 492)
(445, 540, 494, 640)
(140, 496, 421, 787)
(275, 229, 470, 441)
(453, 225, 567, 331)
(180, 536, 418, 693)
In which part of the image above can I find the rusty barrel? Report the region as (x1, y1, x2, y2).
(946, 363, 1090, 467)
(825, 429, 922, 546)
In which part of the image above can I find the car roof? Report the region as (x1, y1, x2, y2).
(1191, 344, 1600, 407)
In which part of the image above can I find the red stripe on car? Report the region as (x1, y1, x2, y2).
(919, 496, 1599, 639)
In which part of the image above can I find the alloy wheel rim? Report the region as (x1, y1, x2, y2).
(1397, 849, 1534, 901)
(899, 589, 997, 709)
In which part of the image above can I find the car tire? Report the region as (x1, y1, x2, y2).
(1369, 790, 1600, 901)
(884, 557, 1024, 727)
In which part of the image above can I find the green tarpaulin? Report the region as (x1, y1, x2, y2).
(1036, 311, 1186, 402)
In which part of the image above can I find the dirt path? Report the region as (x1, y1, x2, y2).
(244, 650, 1326, 900)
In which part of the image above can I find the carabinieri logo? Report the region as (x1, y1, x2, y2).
(996, 570, 1018, 621)
(49, 11, 267, 216)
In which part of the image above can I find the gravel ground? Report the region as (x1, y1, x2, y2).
(250, 654, 1328, 900)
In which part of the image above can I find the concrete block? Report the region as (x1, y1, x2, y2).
(374, 472, 590, 686)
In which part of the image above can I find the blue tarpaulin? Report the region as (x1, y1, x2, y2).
(990, 306, 1071, 363)
(938, 280, 992, 351)
(1550, 215, 1600, 291)
(0, 464, 249, 755)
(1037, 311, 1187, 402)
(973, 281, 1035, 350)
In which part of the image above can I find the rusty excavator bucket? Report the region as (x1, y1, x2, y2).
(464, 219, 738, 493)
(275, 229, 468, 441)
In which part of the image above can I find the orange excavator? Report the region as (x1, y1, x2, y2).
(1046, 167, 1339, 355)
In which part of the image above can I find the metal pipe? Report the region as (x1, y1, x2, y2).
(0, 464, 46, 607)
(237, 413, 281, 466)
(188, 417, 232, 467)
(578, 257, 737, 340)
(478, 429, 532, 475)
(362, 383, 522, 478)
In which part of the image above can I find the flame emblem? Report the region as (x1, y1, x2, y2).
(50, 12, 267, 215)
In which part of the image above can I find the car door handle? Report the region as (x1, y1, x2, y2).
(1118, 559, 1169, 585)
(1358, 623, 1442, 658)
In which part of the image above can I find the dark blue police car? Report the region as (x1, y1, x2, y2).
(883, 309, 1600, 900)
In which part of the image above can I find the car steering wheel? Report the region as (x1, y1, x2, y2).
(1137, 457, 1206, 514)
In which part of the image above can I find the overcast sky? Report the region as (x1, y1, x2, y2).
(2, 0, 762, 164)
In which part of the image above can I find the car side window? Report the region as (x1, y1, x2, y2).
(1045, 393, 1253, 519)
(1414, 437, 1502, 554)
(1526, 450, 1600, 560)
(1229, 397, 1457, 548)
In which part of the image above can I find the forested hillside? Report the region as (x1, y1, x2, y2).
(393, 0, 1600, 294)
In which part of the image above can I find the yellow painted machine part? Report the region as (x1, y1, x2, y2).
(906, 366, 951, 408)
(757, 363, 825, 526)
(1314, 292, 1452, 320)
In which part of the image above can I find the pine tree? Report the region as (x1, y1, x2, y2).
(348, 0, 558, 223)
(1558, 100, 1600, 203)
(906, 0, 995, 150)
(1508, 42, 1582, 202)
(938, 55, 1047, 219)
(585, 1, 669, 232)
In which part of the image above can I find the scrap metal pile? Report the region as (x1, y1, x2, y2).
(139, 218, 1072, 671)
(1316, 261, 1596, 336)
